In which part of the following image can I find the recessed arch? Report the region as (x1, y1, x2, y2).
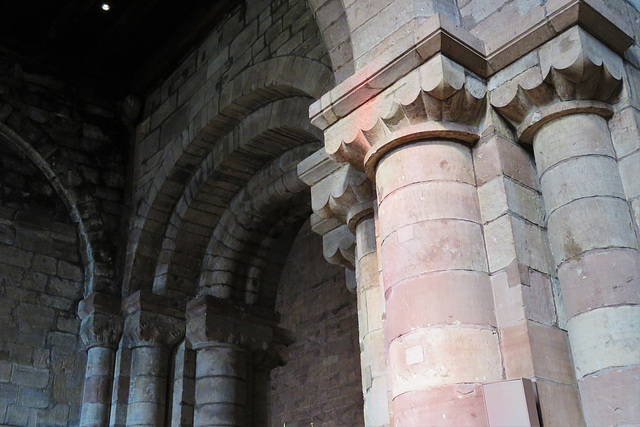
(0, 121, 95, 295)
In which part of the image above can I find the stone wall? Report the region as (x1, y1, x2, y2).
(269, 220, 364, 427)
(0, 58, 127, 426)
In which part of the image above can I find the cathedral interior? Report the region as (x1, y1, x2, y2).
(0, 0, 639, 426)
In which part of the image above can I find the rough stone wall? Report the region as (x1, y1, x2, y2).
(0, 58, 127, 426)
(269, 220, 364, 427)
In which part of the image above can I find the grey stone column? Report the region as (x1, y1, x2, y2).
(78, 292, 123, 427)
(122, 291, 185, 427)
(187, 296, 287, 427)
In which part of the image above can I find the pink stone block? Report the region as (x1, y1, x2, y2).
(559, 248, 640, 320)
(381, 220, 488, 291)
(385, 270, 495, 342)
(393, 384, 487, 426)
(580, 366, 640, 426)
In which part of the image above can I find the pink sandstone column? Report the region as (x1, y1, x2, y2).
(371, 140, 500, 425)
(533, 113, 640, 425)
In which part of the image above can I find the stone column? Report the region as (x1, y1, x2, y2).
(298, 152, 390, 426)
(369, 138, 499, 424)
(312, 52, 499, 424)
(122, 291, 185, 427)
(492, 27, 640, 426)
(187, 296, 284, 427)
(78, 293, 123, 427)
(534, 113, 640, 424)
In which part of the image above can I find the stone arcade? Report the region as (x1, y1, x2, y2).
(0, 0, 639, 425)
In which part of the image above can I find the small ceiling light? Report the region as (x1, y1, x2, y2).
(101, 3, 110, 11)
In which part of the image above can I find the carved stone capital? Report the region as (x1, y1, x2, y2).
(324, 54, 486, 174)
(78, 292, 122, 350)
(122, 291, 185, 349)
(186, 296, 278, 352)
(298, 149, 375, 270)
(253, 327, 295, 371)
(490, 26, 624, 142)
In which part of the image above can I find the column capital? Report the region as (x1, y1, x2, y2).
(321, 54, 486, 175)
(490, 26, 624, 142)
(78, 292, 123, 350)
(186, 295, 279, 352)
(298, 149, 376, 270)
(122, 291, 185, 349)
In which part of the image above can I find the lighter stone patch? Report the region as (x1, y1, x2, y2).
(405, 345, 424, 366)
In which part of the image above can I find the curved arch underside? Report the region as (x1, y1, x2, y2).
(123, 56, 333, 298)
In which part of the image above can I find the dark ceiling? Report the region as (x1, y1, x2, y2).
(0, 0, 241, 94)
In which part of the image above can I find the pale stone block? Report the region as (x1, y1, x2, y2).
(609, 106, 640, 158)
(522, 270, 557, 326)
(126, 401, 165, 425)
(478, 177, 509, 224)
(536, 379, 585, 427)
(618, 149, 640, 200)
(491, 270, 526, 327)
(194, 402, 242, 427)
(540, 155, 625, 215)
(376, 141, 475, 202)
(85, 347, 114, 377)
(361, 329, 386, 378)
(364, 375, 390, 427)
(534, 114, 616, 174)
(504, 177, 544, 226)
(388, 327, 502, 396)
(378, 181, 481, 239)
(547, 197, 639, 265)
(79, 403, 107, 427)
(568, 305, 640, 378)
(381, 220, 488, 290)
(130, 375, 167, 404)
(484, 215, 517, 272)
(364, 282, 383, 334)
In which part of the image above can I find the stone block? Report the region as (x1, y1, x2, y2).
(195, 376, 246, 405)
(385, 271, 495, 342)
(388, 327, 501, 396)
(378, 181, 481, 240)
(618, 149, 640, 200)
(534, 114, 616, 174)
(11, 365, 49, 388)
(568, 305, 640, 378)
(609, 106, 640, 158)
(381, 220, 488, 290)
(558, 248, 640, 320)
(541, 155, 625, 215)
(547, 197, 638, 265)
(536, 379, 584, 427)
(579, 365, 640, 426)
(375, 141, 475, 202)
(393, 384, 486, 426)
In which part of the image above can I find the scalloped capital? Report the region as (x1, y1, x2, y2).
(490, 26, 624, 142)
(324, 54, 486, 173)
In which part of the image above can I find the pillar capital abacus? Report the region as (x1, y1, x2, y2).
(490, 26, 625, 142)
(186, 295, 282, 352)
(122, 290, 185, 349)
(78, 292, 123, 350)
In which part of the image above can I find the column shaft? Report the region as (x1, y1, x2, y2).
(80, 346, 116, 427)
(194, 344, 248, 427)
(355, 216, 390, 427)
(375, 140, 500, 425)
(126, 345, 170, 426)
(534, 113, 640, 425)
